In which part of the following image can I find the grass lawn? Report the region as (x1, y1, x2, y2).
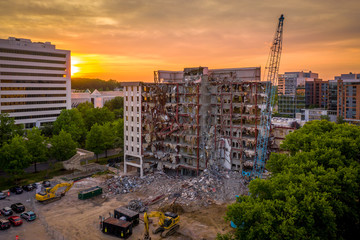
(0, 162, 74, 191)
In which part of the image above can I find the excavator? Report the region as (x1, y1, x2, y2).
(143, 211, 180, 239)
(35, 182, 74, 204)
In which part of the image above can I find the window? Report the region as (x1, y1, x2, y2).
(131, 96, 134, 101)
(126, 126, 128, 131)
(131, 127, 134, 131)
(137, 117, 139, 122)
(137, 86, 139, 91)
(126, 106, 128, 111)
(137, 96, 139, 101)
(126, 136, 128, 140)
(125, 86, 128, 91)
(131, 137, 134, 142)
(137, 137, 139, 143)
(137, 107, 139, 112)
(131, 147, 134, 152)
(131, 117, 134, 121)
(137, 127, 139, 132)
(126, 96, 128, 101)
(126, 116, 128, 121)
(131, 106, 133, 111)
(126, 146, 128, 150)
(131, 86, 133, 91)
(137, 148, 139, 153)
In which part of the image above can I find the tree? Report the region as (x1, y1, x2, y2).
(76, 101, 94, 118)
(113, 118, 124, 149)
(26, 127, 48, 172)
(102, 122, 116, 158)
(82, 107, 115, 130)
(85, 124, 105, 161)
(320, 115, 330, 121)
(0, 113, 24, 147)
(0, 135, 31, 180)
(51, 130, 77, 161)
(336, 116, 345, 124)
(104, 97, 124, 111)
(53, 109, 86, 144)
(220, 121, 360, 240)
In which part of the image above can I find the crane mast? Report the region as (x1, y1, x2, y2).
(243, 14, 285, 179)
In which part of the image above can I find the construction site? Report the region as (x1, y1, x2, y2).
(0, 15, 292, 240)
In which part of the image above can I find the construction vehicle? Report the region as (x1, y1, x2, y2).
(143, 211, 180, 239)
(242, 14, 285, 180)
(35, 182, 74, 204)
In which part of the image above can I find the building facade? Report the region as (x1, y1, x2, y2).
(0, 37, 71, 128)
(123, 67, 268, 176)
(337, 79, 360, 123)
(305, 79, 328, 108)
(71, 89, 123, 108)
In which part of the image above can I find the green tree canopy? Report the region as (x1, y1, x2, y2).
(102, 122, 116, 157)
(26, 127, 48, 172)
(0, 135, 31, 179)
(0, 113, 24, 147)
(51, 130, 77, 161)
(82, 107, 115, 130)
(112, 118, 124, 149)
(53, 109, 86, 144)
(85, 123, 105, 161)
(104, 97, 124, 111)
(221, 121, 360, 240)
(76, 101, 94, 118)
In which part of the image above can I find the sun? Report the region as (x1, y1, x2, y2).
(71, 56, 81, 76)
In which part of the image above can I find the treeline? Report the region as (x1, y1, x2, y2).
(71, 78, 121, 91)
(218, 120, 360, 240)
(0, 97, 124, 180)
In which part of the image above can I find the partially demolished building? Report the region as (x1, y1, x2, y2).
(123, 67, 270, 177)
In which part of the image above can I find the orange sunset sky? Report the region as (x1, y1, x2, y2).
(1, 0, 359, 82)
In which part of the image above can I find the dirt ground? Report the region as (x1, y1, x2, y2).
(34, 176, 234, 240)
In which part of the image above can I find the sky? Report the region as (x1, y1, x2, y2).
(0, 0, 359, 82)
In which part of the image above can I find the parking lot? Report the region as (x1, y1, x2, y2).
(0, 185, 51, 240)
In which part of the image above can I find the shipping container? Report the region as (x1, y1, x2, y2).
(101, 217, 132, 239)
(114, 207, 139, 227)
(78, 186, 102, 200)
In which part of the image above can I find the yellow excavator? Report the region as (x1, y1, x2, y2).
(143, 211, 180, 239)
(35, 182, 74, 204)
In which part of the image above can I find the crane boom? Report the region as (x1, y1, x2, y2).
(242, 14, 285, 179)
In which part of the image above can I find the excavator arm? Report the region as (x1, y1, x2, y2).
(143, 211, 180, 239)
(35, 182, 74, 203)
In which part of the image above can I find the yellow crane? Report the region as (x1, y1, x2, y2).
(35, 182, 74, 204)
(143, 211, 180, 239)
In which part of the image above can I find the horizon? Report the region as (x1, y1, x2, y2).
(1, 0, 359, 82)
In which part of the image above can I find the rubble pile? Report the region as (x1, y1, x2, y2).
(104, 167, 247, 207)
(127, 199, 147, 213)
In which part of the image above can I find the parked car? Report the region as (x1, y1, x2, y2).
(11, 203, 25, 213)
(9, 186, 23, 194)
(0, 219, 10, 230)
(42, 181, 51, 188)
(32, 182, 41, 190)
(0, 207, 13, 216)
(20, 211, 36, 221)
(0, 192, 7, 200)
(8, 216, 22, 226)
(22, 184, 34, 191)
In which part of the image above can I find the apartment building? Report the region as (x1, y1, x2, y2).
(123, 67, 267, 177)
(305, 79, 328, 108)
(0, 37, 71, 128)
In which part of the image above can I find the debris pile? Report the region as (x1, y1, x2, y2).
(127, 199, 147, 213)
(104, 167, 247, 207)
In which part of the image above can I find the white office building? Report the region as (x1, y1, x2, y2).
(0, 37, 71, 128)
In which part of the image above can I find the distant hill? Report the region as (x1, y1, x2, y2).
(71, 78, 121, 91)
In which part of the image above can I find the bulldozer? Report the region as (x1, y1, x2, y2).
(35, 182, 74, 204)
(143, 211, 180, 240)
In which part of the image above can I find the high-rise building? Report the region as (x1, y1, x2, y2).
(122, 67, 266, 176)
(305, 79, 328, 108)
(0, 37, 71, 128)
(337, 79, 360, 123)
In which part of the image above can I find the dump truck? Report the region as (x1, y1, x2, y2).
(35, 182, 74, 204)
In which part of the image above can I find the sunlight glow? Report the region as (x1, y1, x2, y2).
(71, 56, 81, 76)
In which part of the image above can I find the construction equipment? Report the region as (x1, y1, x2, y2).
(143, 211, 180, 239)
(242, 14, 285, 179)
(35, 182, 74, 203)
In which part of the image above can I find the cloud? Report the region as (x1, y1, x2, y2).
(0, 0, 359, 81)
